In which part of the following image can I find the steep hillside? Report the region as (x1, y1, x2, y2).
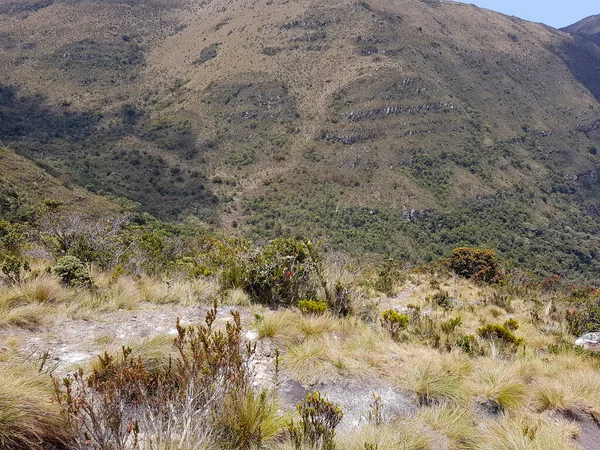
(0, 144, 120, 221)
(2, 0, 600, 279)
(563, 15, 600, 47)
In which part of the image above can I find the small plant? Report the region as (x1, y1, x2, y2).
(431, 290, 453, 310)
(288, 391, 343, 450)
(487, 292, 513, 312)
(51, 256, 93, 288)
(441, 317, 462, 334)
(503, 319, 519, 331)
(381, 309, 409, 340)
(477, 324, 523, 355)
(366, 393, 383, 426)
(298, 299, 328, 315)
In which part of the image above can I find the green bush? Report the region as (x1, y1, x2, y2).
(431, 290, 453, 310)
(477, 324, 523, 354)
(51, 256, 93, 288)
(566, 299, 600, 336)
(298, 299, 328, 315)
(441, 317, 462, 334)
(381, 309, 409, 340)
(244, 238, 319, 307)
(1, 255, 29, 284)
(449, 247, 501, 283)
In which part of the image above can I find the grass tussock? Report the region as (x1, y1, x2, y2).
(416, 404, 480, 449)
(334, 420, 447, 450)
(0, 364, 70, 450)
(480, 413, 580, 450)
(470, 361, 527, 412)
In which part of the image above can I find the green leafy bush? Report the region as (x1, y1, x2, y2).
(566, 299, 600, 336)
(1, 255, 29, 284)
(298, 299, 328, 315)
(381, 309, 409, 340)
(244, 238, 319, 307)
(431, 290, 453, 310)
(51, 256, 93, 288)
(449, 247, 501, 283)
(288, 391, 343, 450)
(441, 317, 462, 334)
(477, 324, 523, 355)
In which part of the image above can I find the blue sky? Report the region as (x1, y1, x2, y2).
(458, 1, 598, 28)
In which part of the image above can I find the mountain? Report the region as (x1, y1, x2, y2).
(2, 0, 600, 280)
(562, 15, 600, 47)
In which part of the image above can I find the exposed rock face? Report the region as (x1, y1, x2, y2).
(574, 332, 600, 350)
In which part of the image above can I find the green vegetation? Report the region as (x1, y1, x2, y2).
(193, 43, 220, 65)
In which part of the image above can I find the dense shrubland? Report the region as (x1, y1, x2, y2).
(2, 213, 600, 449)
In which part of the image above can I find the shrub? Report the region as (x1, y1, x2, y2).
(431, 290, 453, 310)
(298, 299, 328, 315)
(503, 319, 519, 331)
(381, 309, 409, 340)
(566, 294, 600, 336)
(449, 248, 501, 283)
(54, 301, 257, 449)
(1, 255, 29, 284)
(327, 281, 352, 317)
(477, 324, 523, 355)
(244, 238, 319, 307)
(288, 391, 343, 450)
(51, 256, 93, 288)
(0, 220, 27, 255)
(441, 317, 462, 334)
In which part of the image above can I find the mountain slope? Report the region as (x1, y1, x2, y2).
(0, 144, 120, 221)
(562, 15, 600, 47)
(2, 0, 600, 279)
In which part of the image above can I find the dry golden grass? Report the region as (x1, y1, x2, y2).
(479, 412, 580, 450)
(333, 420, 447, 450)
(469, 360, 527, 411)
(139, 276, 218, 306)
(0, 363, 71, 450)
(416, 404, 479, 449)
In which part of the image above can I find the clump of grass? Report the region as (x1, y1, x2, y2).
(297, 313, 339, 338)
(223, 287, 251, 306)
(139, 277, 217, 306)
(416, 404, 479, 449)
(22, 275, 70, 304)
(0, 304, 47, 329)
(255, 310, 300, 342)
(283, 338, 329, 383)
(480, 413, 580, 450)
(217, 389, 287, 448)
(334, 420, 446, 450)
(531, 378, 578, 412)
(0, 364, 71, 449)
(399, 359, 464, 405)
(470, 362, 527, 412)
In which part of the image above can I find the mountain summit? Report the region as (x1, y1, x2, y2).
(562, 14, 600, 47)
